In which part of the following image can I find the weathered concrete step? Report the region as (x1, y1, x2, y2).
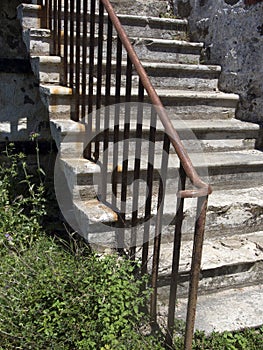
(18, 4, 188, 40)
(31, 56, 62, 83)
(68, 148, 263, 188)
(158, 283, 263, 334)
(42, 84, 239, 119)
(50, 118, 259, 154)
(23, 28, 51, 56)
(154, 231, 263, 296)
(130, 37, 202, 64)
(117, 14, 188, 40)
(74, 181, 263, 240)
(17, 3, 44, 30)
(34, 54, 221, 91)
(160, 185, 263, 239)
(111, 0, 169, 17)
(25, 26, 202, 64)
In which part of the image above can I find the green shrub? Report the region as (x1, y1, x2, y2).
(173, 327, 263, 350)
(0, 144, 46, 252)
(0, 237, 164, 349)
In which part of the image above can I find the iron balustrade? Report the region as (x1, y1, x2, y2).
(38, 0, 212, 348)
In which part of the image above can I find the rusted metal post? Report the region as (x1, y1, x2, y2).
(184, 195, 208, 350)
(165, 164, 186, 347)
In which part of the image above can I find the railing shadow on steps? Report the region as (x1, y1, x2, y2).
(38, 0, 212, 348)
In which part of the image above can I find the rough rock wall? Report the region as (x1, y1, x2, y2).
(175, 0, 263, 128)
(0, 0, 50, 142)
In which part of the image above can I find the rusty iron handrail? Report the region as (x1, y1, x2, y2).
(40, 1, 212, 349)
(101, 0, 212, 200)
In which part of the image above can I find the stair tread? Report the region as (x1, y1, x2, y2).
(116, 13, 188, 26)
(74, 198, 118, 223)
(174, 283, 263, 333)
(51, 118, 259, 136)
(32, 55, 62, 63)
(35, 54, 221, 73)
(156, 231, 263, 275)
(44, 82, 238, 100)
(63, 149, 263, 170)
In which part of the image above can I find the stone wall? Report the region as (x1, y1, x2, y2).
(0, 0, 50, 142)
(174, 0, 263, 127)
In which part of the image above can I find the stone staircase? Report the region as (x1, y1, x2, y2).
(18, 1, 263, 334)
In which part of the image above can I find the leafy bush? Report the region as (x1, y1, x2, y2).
(0, 237, 164, 349)
(173, 327, 263, 350)
(0, 144, 45, 252)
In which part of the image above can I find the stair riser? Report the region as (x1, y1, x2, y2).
(67, 159, 263, 199)
(47, 93, 238, 120)
(19, 6, 188, 40)
(31, 59, 62, 84)
(84, 132, 257, 152)
(132, 43, 201, 64)
(36, 60, 220, 91)
(25, 30, 51, 56)
(82, 202, 263, 241)
(158, 261, 263, 298)
(17, 5, 43, 30)
(28, 30, 201, 64)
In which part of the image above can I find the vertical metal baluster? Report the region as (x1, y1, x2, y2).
(81, 0, 88, 120)
(184, 195, 208, 350)
(63, 0, 69, 86)
(48, 0, 52, 32)
(57, 0, 62, 56)
(100, 15, 113, 202)
(53, 0, 58, 54)
(141, 105, 157, 275)
(88, 0, 96, 114)
(165, 164, 186, 347)
(69, 0, 74, 88)
(118, 55, 132, 250)
(41, 0, 48, 28)
(111, 36, 122, 209)
(86, 0, 96, 159)
(129, 79, 144, 259)
(94, 1, 104, 161)
(75, 0, 81, 121)
(150, 132, 170, 324)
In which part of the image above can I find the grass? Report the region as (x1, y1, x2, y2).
(0, 143, 262, 349)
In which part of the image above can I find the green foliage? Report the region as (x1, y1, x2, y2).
(0, 238, 164, 349)
(173, 327, 263, 350)
(0, 144, 46, 252)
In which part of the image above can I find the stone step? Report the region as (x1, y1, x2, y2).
(59, 147, 263, 190)
(42, 84, 238, 120)
(71, 178, 263, 239)
(25, 25, 202, 64)
(50, 118, 259, 154)
(31, 56, 62, 84)
(154, 231, 263, 297)
(35, 54, 221, 91)
(17, 4, 43, 30)
(18, 3, 188, 40)
(23, 28, 51, 56)
(110, 0, 170, 17)
(158, 282, 263, 334)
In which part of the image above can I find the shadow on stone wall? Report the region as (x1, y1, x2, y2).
(0, 0, 51, 143)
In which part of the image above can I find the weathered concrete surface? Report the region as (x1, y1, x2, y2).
(0, 0, 30, 59)
(175, 0, 263, 129)
(0, 73, 50, 141)
(159, 284, 263, 334)
(110, 0, 169, 16)
(0, 1, 50, 142)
